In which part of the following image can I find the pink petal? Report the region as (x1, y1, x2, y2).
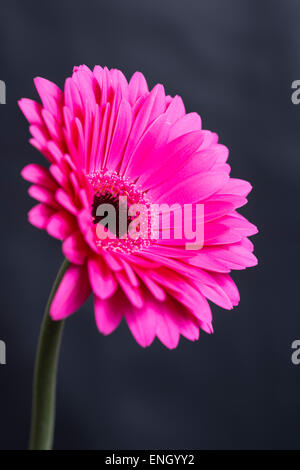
(102, 251, 123, 271)
(220, 213, 258, 236)
(124, 113, 171, 179)
(63, 77, 83, 118)
(106, 100, 132, 171)
(128, 71, 148, 105)
(220, 178, 252, 197)
(141, 130, 204, 190)
(62, 231, 87, 265)
(21, 164, 57, 190)
(50, 264, 91, 320)
(55, 189, 79, 215)
(187, 252, 231, 273)
(204, 201, 235, 222)
(88, 257, 117, 299)
(115, 271, 144, 308)
(18, 98, 43, 126)
(168, 112, 202, 141)
(34, 77, 63, 115)
(28, 204, 55, 229)
(94, 294, 123, 335)
(121, 84, 166, 171)
(121, 260, 139, 287)
(194, 273, 233, 310)
(204, 222, 243, 245)
(194, 243, 258, 270)
(47, 210, 75, 240)
(29, 125, 48, 147)
(135, 269, 166, 301)
(165, 95, 186, 123)
(148, 266, 212, 322)
(28, 184, 57, 207)
(167, 299, 200, 341)
(124, 299, 156, 347)
(212, 273, 240, 306)
(153, 172, 229, 204)
(155, 301, 180, 349)
(41, 108, 63, 142)
(49, 164, 69, 189)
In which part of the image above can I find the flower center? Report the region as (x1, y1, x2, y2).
(91, 191, 133, 238)
(87, 170, 153, 253)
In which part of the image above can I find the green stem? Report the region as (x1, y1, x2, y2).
(29, 258, 70, 450)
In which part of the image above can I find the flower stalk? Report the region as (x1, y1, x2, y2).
(29, 258, 70, 450)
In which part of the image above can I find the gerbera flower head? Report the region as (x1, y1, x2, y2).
(19, 65, 257, 349)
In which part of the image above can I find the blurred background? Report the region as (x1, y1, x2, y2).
(0, 0, 299, 450)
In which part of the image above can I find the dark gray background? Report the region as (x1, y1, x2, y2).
(0, 0, 299, 450)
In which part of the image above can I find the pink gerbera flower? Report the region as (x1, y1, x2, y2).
(19, 65, 257, 349)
